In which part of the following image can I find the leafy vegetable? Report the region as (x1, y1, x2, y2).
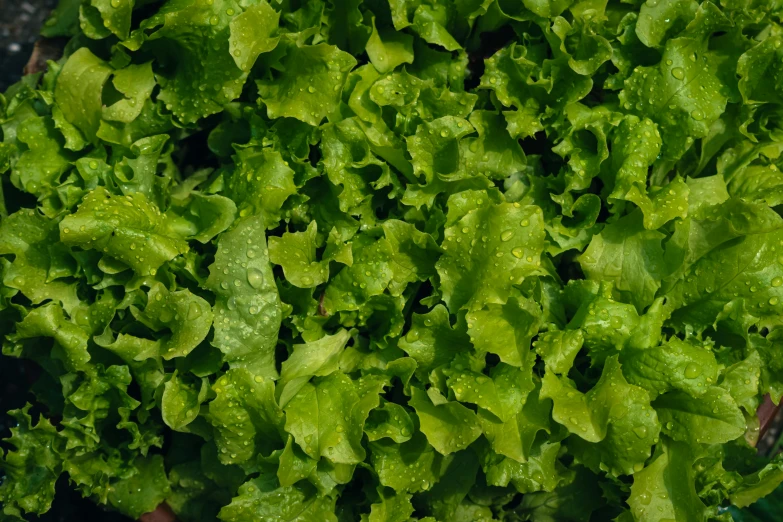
(2, 0, 783, 521)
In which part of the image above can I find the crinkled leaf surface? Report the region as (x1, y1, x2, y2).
(2, 0, 783, 520)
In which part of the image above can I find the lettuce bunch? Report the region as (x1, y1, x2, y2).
(2, 0, 783, 521)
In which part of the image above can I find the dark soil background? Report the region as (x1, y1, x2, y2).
(0, 0, 58, 91)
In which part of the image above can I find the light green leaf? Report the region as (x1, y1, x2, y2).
(436, 200, 545, 312)
(284, 373, 387, 464)
(635, 0, 699, 48)
(731, 456, 783, 509)
(269, 221, 330, 289)
(629, 440, 706, 522)
(167, 192, 238, 244)
(366, 17, 414, 74)
(209, 368, 284, 465)
(138, 283, 213, 359)
(369, 487, 413, 522)
(257, 39, 357, 126)
(370, 432, 442, 493)
(619, 4, 731, 160)
(479, 380, 552, 463)
(60, 188, 189, 276)
(461, 110, 526, 181)
(90, 0, 134, 40)
(228, 147, 297, 229)
(0, 209, 79, 313)
(446, 363, 533, 423)
(10, 303, 90, 373)
(481, 439, 562, 493)
(719, 351, 762, 414)
(54, 47, 113, 143)
(277, 329, 352, 407)
(364, 402, 414, 443)
(665, 199, 783, 331)
(219, 480, 337, 522)
(654, 386, 746, 446)
(277, 435, 317, 488)
(13, 115, 74, 193)
(579, 211, 665, 312)
(620, 337, 719, 399)
(381, 220, 441, 296)
(398, 305, 471, 377)
(228, 1, 280, 73)
(206, 215, 282, 378)
(162, 372, 208, 431)
(103, 62, 156, 123)
(409, 386, 482, 455)
(466, 295, 541, 367)
(542, 356, 660, 475)
(535, 329, 584, 375)
(145, 0, 254, 123)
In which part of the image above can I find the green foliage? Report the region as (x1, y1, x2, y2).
(3, 0, 783, 520)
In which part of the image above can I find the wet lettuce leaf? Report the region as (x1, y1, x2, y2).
(2, 0, 783, 520)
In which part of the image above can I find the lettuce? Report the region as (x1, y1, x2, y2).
(2, 0, 783, 521)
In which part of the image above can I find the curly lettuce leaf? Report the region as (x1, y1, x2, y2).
(257, 39, 356, 126)
(206, 215, 282, 378)
(60, 188, 189, 276)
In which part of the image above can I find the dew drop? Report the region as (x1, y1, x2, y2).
(188, 302, 202, 320)
(684, 363, 701, 379)
(247, 268, 264, 289)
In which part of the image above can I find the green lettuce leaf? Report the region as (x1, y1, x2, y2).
(0, 405, 63, 518)
(54, 48, 113, 143)
(409, 386, 482, 455)
(206, 215, 282, 378)
(629, 440, 707, 522)
(257, 39, 356, 126)
(60, 188, 189, 276)
(209, 368, 284, 465)
(436, 200, 545, 312)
